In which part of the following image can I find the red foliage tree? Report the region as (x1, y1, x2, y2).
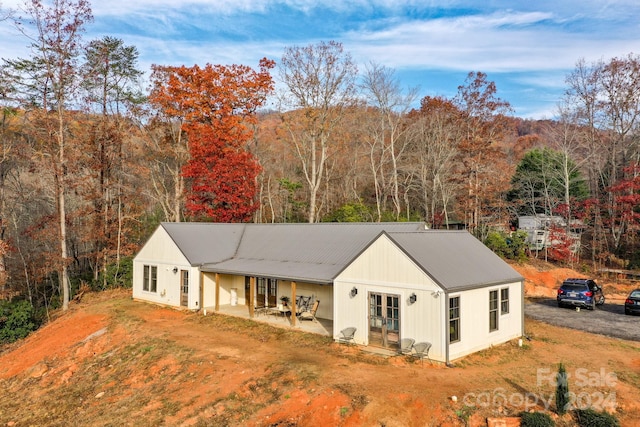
(150, 59, 274, 222)
(608, 163, 640, 231)
(547, 224, 576, 263)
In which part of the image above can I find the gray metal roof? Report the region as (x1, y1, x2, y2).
(161, 222, 522, 289)
(386, 231, 524, 292)
(194, 222, 426, 283)
(161, 222, 246, 265)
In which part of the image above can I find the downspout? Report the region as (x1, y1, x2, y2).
(444, 290, 450, 367)
(520, 279, 525, 337)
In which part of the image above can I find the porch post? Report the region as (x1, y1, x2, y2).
(215, 273, 220, 312)
(291, 281, 297, 326)
(249, 277, 255, 318)
(199, 271, 204, 313)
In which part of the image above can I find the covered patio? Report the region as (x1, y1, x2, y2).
(205, 303, 333, 336)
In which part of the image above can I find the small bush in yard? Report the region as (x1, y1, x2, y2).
(520, 411, 555, 427)
(555, 363, 570, 414)
(574, 408, 619, 427)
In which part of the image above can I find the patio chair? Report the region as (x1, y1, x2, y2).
(337, 327, 357, 344)
(412, 342, 432, 365)
(294, 296, 304, 314)
(398, 338, 415, 355)
(253, 303, 267, 316)
(298, 300, 319, 322)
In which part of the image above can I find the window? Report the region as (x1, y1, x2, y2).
(143, 265, 157, 293)
(449, 296, 460, 343)
(500, 288, 509, 314)
(489, 290, 498, 331)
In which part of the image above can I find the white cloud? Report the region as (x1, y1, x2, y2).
(342, 10, 640, 73)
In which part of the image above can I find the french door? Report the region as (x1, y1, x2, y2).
(256, 278, 278, 307)
(368, 292, 400, 348)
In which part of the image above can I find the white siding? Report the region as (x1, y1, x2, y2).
(334, 234, 447, 362)
(132, 226, 198, 309)
(448, 280, 523, 361)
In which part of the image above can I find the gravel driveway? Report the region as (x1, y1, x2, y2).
(525, 298, 640, 342)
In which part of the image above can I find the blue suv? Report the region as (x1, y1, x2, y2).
(557, 278, 605, 310)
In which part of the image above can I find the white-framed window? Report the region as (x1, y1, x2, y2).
(449, 296, 460, 343)
(500, 288, 509, 314)
(489, 290, 498, 332)
(143, 265, 157, 293)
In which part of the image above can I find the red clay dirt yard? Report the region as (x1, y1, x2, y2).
(0, 261, 638, 426)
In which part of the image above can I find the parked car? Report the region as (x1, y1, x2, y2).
(625, 289, 640, 315)
(557, 278, 605, 310)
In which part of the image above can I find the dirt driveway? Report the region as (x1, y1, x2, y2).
(525, 298, 640, 342)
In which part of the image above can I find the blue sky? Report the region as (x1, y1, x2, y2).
(2, 0, 640, 118)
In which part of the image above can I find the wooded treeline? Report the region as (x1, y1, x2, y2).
(1, 0, 640, 316)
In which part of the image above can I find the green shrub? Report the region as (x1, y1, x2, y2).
(520, 411, 555, 427)
(574, 408, 619, 427)
(93, 256, 134, 290)
(0, 299, 38, 343)
(555, 363, 570, 415)
(324, 201, 372, 222)
(484, 230, 528, 261)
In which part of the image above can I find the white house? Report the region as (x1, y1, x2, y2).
(133, 222, 524, 364)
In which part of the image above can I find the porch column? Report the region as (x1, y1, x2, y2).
(291, 281, 297, 326)
(249, 277, 255, 318)
(215, 273, 220, 312)
(199, 271, 204, 313)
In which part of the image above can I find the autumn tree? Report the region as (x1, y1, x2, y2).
(606, 163, 640, 263)
(144, 69, 189, 223)
(6, 0, 92, 310)
(454, 72, 513, 238)
(150, 59, 274, 222)
(565, 54, 640, 261)
(80, 36, 144, 286)
(278, 41, 358, 223)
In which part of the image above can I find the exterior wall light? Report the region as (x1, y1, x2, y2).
(409, 293, 417, 304)
(350, 287, 358, 297)
(173, 266, 178, 274)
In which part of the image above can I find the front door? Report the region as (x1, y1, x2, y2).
(368, 292, 400, 348)
(180, 270, 189, 307)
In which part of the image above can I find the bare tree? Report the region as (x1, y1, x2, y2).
(278, 41, 358, 223)
(548, 101, 591, 222)
(360, 63, 417, 221)
(7, 0, 92, 310)
(406, 96, 461, 227)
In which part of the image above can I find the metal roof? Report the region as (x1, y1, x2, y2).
(171, 222, 425, 283)
(160, 222, 522, 289)
(161, 222, 246, 265)
(386, 231, 524, 291)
